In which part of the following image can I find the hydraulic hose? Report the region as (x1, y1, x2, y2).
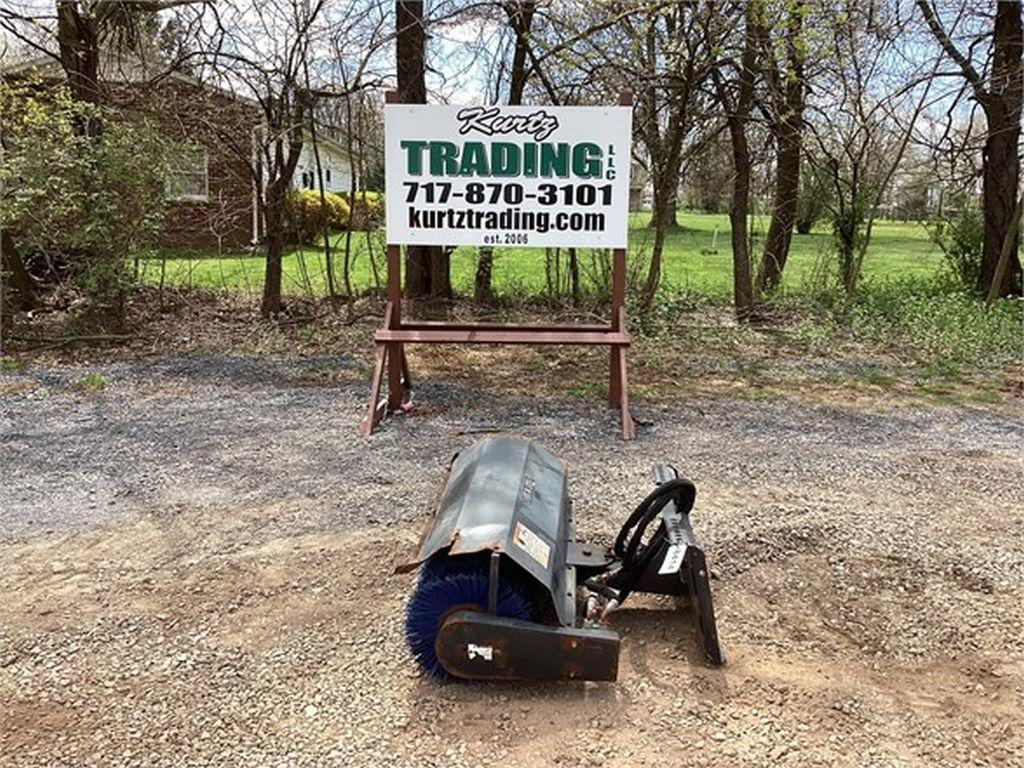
(603, 477, 696, 606)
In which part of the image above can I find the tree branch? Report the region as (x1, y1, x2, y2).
(916, 0, 986, 98)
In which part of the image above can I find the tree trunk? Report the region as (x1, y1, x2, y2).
(430, 247, 452, 299)
(642, 213, 667, 311)
(474, 1, 536, 303)
(397, 0, 445, 300)
(987, 191, 1024, 305)
(839, 245, 856, 294)
(56, 1, 100, 106)
(728, 130, 754, 319)
(979, 1, 1022, 297)
(261, 187, 286, 317)
(1, 230, 36, 311)
(405, 244, 431, 297)
(722, 3, 758, 321)
(474, 247, 494, 303)
(757, 2, 804, 294)
(640, 175, 676, 311)
(507, 2, 535, 105)
(567, 247, 580, 306)
(758, 129, 800, 293)
(648, 196, 679, 229)
(640, 115, 686, 311)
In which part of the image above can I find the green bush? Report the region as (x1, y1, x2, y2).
(341, 191, 384, 230)
(925, 198, 983, 291)
(283, 188, 350, 245)
(0, 79, 168, 328)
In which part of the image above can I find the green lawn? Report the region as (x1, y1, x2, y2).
(138, 212, 942, 299)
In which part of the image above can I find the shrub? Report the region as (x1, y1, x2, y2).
(283, 188, 350, 245)
(795, 164, 832, 235)
(924, 198, 983, 291)
(0, 79, 168, 328)
(342, 190, 384, 230)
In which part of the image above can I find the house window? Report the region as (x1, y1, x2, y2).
(325, 168, 331, 183)
(166, 144, 209, 201)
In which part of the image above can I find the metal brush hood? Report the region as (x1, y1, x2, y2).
(412, 436, 577, 626)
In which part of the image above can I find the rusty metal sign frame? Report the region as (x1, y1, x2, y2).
(359, 90, 635, 440)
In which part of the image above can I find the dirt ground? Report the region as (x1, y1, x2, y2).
(1, 354, 1022, 767)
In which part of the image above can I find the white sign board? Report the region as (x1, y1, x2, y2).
(385, 104, 632, 249)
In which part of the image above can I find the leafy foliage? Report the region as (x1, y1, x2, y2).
(72, 372, 111, 392)
(342, 190, 383, 230)
(283, 188, 350, 245)
(924, 197, 983, 291)
(0, 80, 168, 326)
(847, 276, 1021, 370)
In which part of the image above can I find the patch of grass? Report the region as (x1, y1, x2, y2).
(735, 385, 777, 401)
(915, 381, 953, 396)
(967, 390, 1002, 404)
(1, 358, 22, 373)
(136, 213, 942, 299)
(72, 372, 110, 392)
(567, 380, 603, 398)
(856, 367, 897, 387)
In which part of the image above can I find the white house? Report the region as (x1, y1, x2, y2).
(292, 133, 360, 195)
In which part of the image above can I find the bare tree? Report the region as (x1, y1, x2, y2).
(918, 0, 1022, 297)
(807, 4, 939, 295)
(755, 0, 806, 294)
(195, 0, 386, 317)
(629, 2, 717, 311)
(473, 1, 538, 305)
(712, 0, 759, 320)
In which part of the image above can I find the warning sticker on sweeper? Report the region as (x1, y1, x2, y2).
(384, 104, 632, 249)
(512, 521, 551, 569)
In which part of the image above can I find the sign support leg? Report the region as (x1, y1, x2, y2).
(359, 342, 387, 437)
(387, 341, 405, 411)
(616, 344, 635, 440)
(609, 346, 622, 408)
(608, 237, 634, 439)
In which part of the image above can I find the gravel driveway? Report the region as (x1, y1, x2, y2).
(1, 354, 1022, 766)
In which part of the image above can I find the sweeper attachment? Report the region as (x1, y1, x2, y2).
(400, 436, 723, 682)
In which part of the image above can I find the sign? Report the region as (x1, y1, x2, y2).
(385, 104, 632, 249)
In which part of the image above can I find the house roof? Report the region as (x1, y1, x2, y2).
(2, 50, 262, 108)
(303, 130, 356, 161)
(3, 51, 357, 161)
(2, 49, 200, 88)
